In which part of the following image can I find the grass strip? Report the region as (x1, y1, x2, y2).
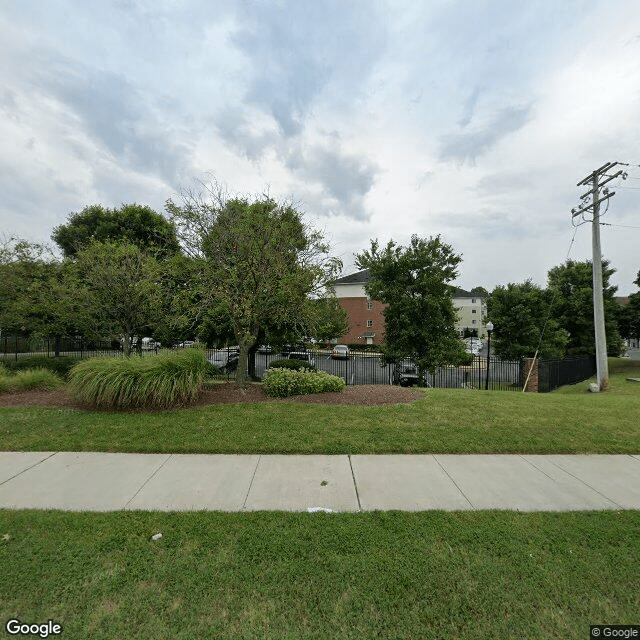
(1, 370, 640, 454)
(1, 510, 638, 639)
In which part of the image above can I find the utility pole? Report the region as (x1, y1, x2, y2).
(572, 162, 627, 391)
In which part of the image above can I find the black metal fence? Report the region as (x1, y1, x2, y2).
(535, 355, 596, 393)
(209, 349, 524, 391)
(0, 336, 596, 392)
(1, 335, 131, 360)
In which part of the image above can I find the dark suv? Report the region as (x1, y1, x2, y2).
(392, 362, 419, 387)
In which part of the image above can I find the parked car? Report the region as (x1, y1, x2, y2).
(331, 345, 350, 360)
(392, 362, 420, 387)
(287, 351, 316, 367)
(280, 344, 306, 357)
(257, 345, 273, 354)
(208, 348, 240, 373)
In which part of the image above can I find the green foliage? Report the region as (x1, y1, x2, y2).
(68, 349, 208, 410)
(308, 296, 349, 342)
(0, 238, 82, 337)
(71, 241, 162, 356)
(487, 281, 568, 360)
(52, 203, 180, 259)
(262, 367, 345, 397)
(0, 368, 63, 392)
(356, 234, 467, 378)
(167, 180, 342, 388)
(12, 368, 64, 390)
(547, 259, 622, 356)
(268, 358, 317, 371)
(2, 356, 80, 379)
(618, 293, 640, 342)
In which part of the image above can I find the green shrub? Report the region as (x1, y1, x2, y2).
(263, 367, 346, 398)
(12, 368, 64, 391)
(268, 358, 317, 372)
(0, 368, 63, 392)
(0, 374, 11, 393)
(68, 349, 209, 410)
(2, 356, 80, 379)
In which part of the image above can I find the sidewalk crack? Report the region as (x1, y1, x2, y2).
(242, 455, 261, 511)
(0, 452, 58, 487)
(124, 454, 172, 510)
(348, 455, 362, 512)
(433, 455, 475, 510)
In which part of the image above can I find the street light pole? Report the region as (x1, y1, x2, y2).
(485, 322, 494, 391)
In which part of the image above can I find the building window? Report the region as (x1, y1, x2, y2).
(472, 320, 477, 325)
(366, 301, 373, 310)
(472, 298, 476, 303)
(472, 309, 476, 314)
(367, 320, 373, 328)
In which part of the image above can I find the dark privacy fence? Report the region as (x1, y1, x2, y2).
(535, 355, 597, 393)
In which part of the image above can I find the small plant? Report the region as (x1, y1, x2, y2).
(263, 367, 345, 398)
(12, 368, 64, 391)
(0, 368, 63, 392)
(68, 348, 209, 410)
(268, 358, 317, 372)
(2, 356, 80, 379)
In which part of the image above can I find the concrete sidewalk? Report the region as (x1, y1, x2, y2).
(1, 452, 639, 512)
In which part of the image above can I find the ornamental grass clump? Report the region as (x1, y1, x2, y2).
(68, 348, 208, 410)
(0, 368, 63, 392)
(262, 367, 346, 398)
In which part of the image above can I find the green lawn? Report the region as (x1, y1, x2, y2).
(1, 358, 638, 455)
(1, 509, 638, 639)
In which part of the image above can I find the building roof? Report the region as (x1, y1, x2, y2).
(333, 269, 371, 285)
(333, 269, 481, 298)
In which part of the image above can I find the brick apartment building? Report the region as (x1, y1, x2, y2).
(331, 269, 486, 345)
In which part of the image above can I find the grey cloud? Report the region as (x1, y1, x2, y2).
(230, 0, 388, 138)
(439, 209, 532, 240)
(33, 55, 192, 184)
(458, 85, 482, 128)
(471, 171, 533, 196)
(439, 103, 533, 164)
(286, 141, 378, 221)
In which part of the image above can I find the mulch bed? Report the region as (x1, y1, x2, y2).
(0, 383, 423, 410)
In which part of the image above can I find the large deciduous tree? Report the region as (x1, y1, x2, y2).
(355, 234, 467, 382)
(547, 259, 622, 356)
(486, 281, 568, 360)
(0, 237, 84, 351)
(166, 181, 341, 388)
(71, 241, 162, 356)
(52, 203, 181, 259)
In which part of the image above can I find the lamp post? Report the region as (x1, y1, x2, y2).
(485, 322, 494, 390)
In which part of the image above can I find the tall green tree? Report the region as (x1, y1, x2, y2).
(0, 237, 84, 350)
(547, 259, 622, 356)
(52, 203, 181, 259)
(166, 182, 341, 388)
(70, 241, 162, 356)
(355, 234, 467, 382)
(617, 270, 640, 346)
(307, 296, 349, 344)
(487, 281, 568, 360)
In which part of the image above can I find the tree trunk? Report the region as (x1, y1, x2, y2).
(248, 342, 258, 380)
(123, 331, 131, 357)
(235, 333, 256, 390)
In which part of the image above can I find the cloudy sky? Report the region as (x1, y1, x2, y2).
(2, 0, 640, 293)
